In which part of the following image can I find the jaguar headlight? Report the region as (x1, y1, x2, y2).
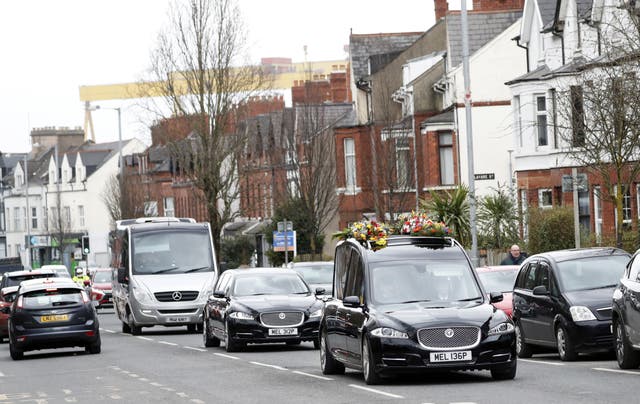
(370, 327, 409, 339)
(488, 322, 515, 335)
(309, 309, 323, 318)
(229, 311, 254, 320)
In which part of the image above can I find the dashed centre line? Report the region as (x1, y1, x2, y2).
(593, 367, 640, 375)
(292, 370, 333, 381)
(519, 358, 565, 366)
(158, 341, 178, 346)
(137, 336, 154, 341)
(184, 346, 207, 352)
(250, 361, 288, 371)
(214, 352, 240, 360)
(349, 384, 404, 399)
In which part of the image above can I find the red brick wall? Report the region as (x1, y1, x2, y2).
(435, 0, 524, 19)
(292, 72, 351, 104)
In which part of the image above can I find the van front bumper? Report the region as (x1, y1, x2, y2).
(130, 301, 204, 326)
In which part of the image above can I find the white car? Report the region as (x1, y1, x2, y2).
(39, 264, 71, 278)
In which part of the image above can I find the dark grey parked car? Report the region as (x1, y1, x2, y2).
(513, 247, 630, 361)
(612, 249, 640, 368)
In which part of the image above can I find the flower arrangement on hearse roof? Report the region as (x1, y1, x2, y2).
(332, 211, 451, 251)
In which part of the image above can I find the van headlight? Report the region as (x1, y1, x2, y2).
(132, 285, 154, 304)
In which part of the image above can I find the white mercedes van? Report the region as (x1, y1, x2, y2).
(111, 217, 218, 334)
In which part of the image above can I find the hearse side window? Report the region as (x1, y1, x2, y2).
(121, 233, 129, 270)
(334, 244, 352, 300)
(216, 273, 230, 294)
(523, 262, 539, 290)
(344, 249, 364, 302)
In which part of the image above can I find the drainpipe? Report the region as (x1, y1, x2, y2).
(514, 36, 530, 73)
(551, 30, 566, 65)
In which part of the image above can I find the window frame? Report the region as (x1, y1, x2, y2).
(538, 188, 553, 209)
(535, 94, 548, 147)
(438, 132, 454, 185)
(344, 138, 357, 192)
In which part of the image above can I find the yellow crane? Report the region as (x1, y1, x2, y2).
(78, 59, 348, 142)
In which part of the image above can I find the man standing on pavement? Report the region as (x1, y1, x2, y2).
(501, 244, 527, 265)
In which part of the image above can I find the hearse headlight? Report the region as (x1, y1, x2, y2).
(229, 311, 253, 320)
(570, 306, 596, 322)
(370, 327, 408, 339)
(309, 309, 323, 318)
(488, 322, 515, 335)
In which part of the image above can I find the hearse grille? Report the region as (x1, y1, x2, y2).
(417, 326, 481, 350)
(154, 291, 199, 302)
(260, 311, 304, 327)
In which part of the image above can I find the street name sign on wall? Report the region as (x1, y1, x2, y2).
(273, 231, 296, 252)
(474, 173, 495, 180)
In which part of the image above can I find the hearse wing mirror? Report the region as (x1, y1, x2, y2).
(343, 295, 361, 308)
(117, 267, 129, 284)
(532, 285, 549, 296)
(314, 287, 326, 296)
(0, 306, 9, 314)
(489, 292, 504, 303)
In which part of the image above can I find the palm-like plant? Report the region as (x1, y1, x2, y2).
(420, 185, 471, 246)
(477, 186, 519, 249)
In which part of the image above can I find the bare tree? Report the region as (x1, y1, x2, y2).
(101, 173, 147, 225)
(283, 103, 341, 256)
(145, 0, 270, 257)
(554, 3, 640, 247)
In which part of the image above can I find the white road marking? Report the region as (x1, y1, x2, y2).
(129, 374, 140, 378)
(451, 402, 478, 404)
(64, 397, 77, 403)
(291, 370, 333, 381)
(249, 361, 288, 371)
(150, 382, 163, 387)
(519, 358, 565, 366)
(104, 329, 116, 333)
(63, 389, 73, 394)
(137, 336, 154, 341)
(214, 353, 240, 360)
(0, 371, 4, 377)
(162, 387, 176, 392)
(349, 384, 404, 399)
(191, 400, 206, 404)
(593, 367, 640, 375)
(110, 394, 123, 399)
(158, 341, 178, 346)
(139, 378, 149, 382)
(184, 346, 207, 352)
(176, 392, 189, 398)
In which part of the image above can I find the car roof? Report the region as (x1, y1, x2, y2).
(476, 265, 520, 272)
(292, 261, 333, 267)
(127, 219, 208, 234)
(18, 278, 81, 294)
(223, 267, 298, 277)
(5, 268, 56, 277)
(530, 247, 629, 263)
(40, 265, 68, 270)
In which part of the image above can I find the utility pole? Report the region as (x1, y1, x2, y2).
(461, 0, 479, 266)
(24, 155, 30, 267)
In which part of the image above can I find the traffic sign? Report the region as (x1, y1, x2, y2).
(273, 231, 296, 252)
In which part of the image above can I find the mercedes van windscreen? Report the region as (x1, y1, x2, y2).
(131, 229, 214, 275)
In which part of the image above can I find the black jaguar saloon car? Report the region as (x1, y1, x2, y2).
(202, 267, 324, 352)
(320, 235, 516, 385)
(5, 277, 101, 360)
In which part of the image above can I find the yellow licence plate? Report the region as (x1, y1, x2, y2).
(40, 315, 69, 323)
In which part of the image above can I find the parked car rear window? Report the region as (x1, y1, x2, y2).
(5, 273, 53, 288)
(478, 270, 518, 293)
(22, 289, 83, 309)
(556, 255, 629, 291)
(93, 271, 113, 283)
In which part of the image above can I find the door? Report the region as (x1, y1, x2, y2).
(623, 256, 640, 345)
(112, 232, 130, 322)
(211, 274, 232, 336)
(530, 260, 556, 343)
(325, 244, 351, 360)
(343, 248, 366, 366)
(514, 261, 539, 340)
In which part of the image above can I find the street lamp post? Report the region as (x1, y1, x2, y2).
(24, 155, 30, 267)
(91, 105, 123, 177)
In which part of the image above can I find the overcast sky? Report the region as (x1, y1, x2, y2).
(0, 0, 444, 153)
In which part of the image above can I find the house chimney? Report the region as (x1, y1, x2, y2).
(472, 0, 525, 12)
(435, 0, 448, 20)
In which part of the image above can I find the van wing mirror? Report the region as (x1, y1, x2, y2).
(489, 292, 504, 303)
(117, 267, 129, 284)
(213, 290, 226, 299)
(314, 287, 326, 296)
